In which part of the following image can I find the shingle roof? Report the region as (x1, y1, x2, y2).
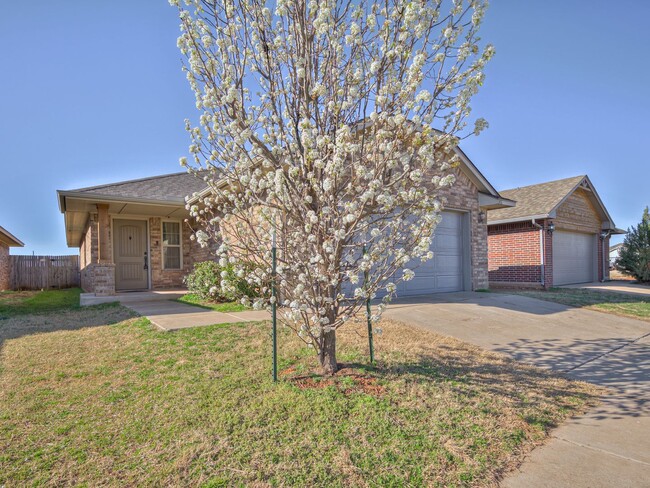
(487, 175, 586, 223)
(65, 171, 209, 204)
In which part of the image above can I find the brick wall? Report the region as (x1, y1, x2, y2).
(0, 242, 9, 291)
(488, 221, 544, 284)
(149, 217, 194, 289)
(220, 167, 490, 291)
(79, 216, 98, 293)
(435, 167, 488, 290)
(488, 187, 610, 287)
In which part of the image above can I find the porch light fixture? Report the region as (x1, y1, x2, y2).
(547, 222, 555, 234)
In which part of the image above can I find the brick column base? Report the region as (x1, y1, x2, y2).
(86, 263, 116, 296)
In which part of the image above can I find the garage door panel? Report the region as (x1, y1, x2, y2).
(343, 210, 467, 298)
(436, 274, 463, 291)
(553, 231, 596, 285)
(434, 254, 462, 274)
(404, 276, 440, 293)
(434, 233, 462, 250)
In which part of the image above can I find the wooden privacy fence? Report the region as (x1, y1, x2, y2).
(10, 255, 80, 290)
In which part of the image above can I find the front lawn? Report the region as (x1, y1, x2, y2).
(176, 292, 250, 312)
(0, 299, 601, 486)
(497, 288, 650, 322)
(0, 288, 81, 319)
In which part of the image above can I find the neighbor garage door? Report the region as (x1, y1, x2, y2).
(392, 211, 466, 296)
(553, 230, 596, 285)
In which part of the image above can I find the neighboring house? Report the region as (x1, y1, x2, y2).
(0, 225, 24, 291)
(609, 242, 625, 267)
(58, 148, 514, 298)
(487, 175, 625, 288)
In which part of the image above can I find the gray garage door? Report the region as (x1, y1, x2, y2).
(392, 211, 466, 296)
(553, 230, 596, 285)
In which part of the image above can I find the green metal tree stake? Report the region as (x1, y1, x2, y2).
(272, 231, 278, 382)
(363, 245, 374, 364)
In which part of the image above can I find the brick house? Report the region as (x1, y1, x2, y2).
(487, 175, 625, 288)
(0, 225, 24, 291)
(57, 172, 213, 296)
(58, 147, 513, 299)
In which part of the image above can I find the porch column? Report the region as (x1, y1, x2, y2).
(97, 204, 110, 264)
(92, 203, 115, 296)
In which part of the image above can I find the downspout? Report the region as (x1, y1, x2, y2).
(531, 219, 545, 287)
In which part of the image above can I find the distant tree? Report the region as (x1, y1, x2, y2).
(616, 206, 650, 282)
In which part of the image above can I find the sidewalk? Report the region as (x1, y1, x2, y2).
(123, 299, 270, 331)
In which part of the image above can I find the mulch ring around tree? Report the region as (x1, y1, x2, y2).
(281, 364, 386, 396)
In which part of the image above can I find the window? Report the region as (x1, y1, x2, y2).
(162, 221, 181, 270)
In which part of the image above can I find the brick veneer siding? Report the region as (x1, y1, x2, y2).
(79, 216, 99, 293)
(488, 221, 544, 284)
(79, 213, 213, 293)
(221, 167, 490, 291)
(0, 242, 9, 291)
(85, 264, 116, 295)
(488, 188, 610, 288)
(149, 217, 195, 289)
(77, 166, 488, 293)
(432, 168, 488, 290)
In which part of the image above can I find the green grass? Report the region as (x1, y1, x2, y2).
(0, 288, 81, 319)
(0, 305, 601, 486)
(496, 288, 650, 322)
(176, 293, 250, 313)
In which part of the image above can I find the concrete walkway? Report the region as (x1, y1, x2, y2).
(562, 280, 650, 297)
(124, 299, 269, 331)
(384, 292, 650, 487)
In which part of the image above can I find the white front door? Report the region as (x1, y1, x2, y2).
(113, 219, 148, 291)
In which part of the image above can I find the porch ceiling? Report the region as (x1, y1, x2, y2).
(61, 195, 188, 248)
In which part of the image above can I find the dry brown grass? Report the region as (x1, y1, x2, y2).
(0, 306, 602, 487)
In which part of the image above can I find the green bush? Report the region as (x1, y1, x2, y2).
(183, 261, 261, 301)
(616, 207, 650, 282)
(183, 261, 222, 300)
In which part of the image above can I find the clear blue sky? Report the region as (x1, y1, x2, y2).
(1, 1, 647, 255)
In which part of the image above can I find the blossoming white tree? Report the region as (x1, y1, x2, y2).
(172, 0, 493, 374)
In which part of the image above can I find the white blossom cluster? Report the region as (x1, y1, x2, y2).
(171, 0, 492, 371)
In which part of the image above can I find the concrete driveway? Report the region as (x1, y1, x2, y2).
(384, 292, 650, 487)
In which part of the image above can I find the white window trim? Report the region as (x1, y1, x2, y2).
(161, 220, 183, 270)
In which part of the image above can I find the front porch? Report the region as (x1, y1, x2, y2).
(72, 203, 210, 297)
(57, 171, 213, 298)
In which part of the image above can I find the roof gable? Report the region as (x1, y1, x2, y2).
(487, 175, 621, 232)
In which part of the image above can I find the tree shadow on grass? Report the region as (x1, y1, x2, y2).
(0, 304, 137, 352)
(343, 329, 650, 424)
(340, 349, 603, 432)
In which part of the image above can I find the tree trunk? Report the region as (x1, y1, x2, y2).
(319, 329, 338, 375)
